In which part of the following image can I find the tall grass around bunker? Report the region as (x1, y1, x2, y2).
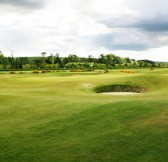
(94, 84, 148, 93)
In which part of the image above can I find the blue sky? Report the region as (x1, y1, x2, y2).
(0, 0, 168, 61)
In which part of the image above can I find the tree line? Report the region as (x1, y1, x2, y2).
(0, 51, 167, 71)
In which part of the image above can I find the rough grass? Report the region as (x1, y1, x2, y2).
(94, 84, 148, 93)
(0, 69, 168, 162)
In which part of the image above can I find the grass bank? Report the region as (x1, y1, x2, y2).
(0, 69, 168, 161)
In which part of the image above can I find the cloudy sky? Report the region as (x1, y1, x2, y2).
(0, 0, 168, 61)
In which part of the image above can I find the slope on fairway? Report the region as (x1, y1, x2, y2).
(0, 69, 168, 161)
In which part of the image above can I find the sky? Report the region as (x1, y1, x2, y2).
(0, 0, 168, 61)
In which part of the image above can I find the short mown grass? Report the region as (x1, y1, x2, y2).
(0, 69, 168, 162)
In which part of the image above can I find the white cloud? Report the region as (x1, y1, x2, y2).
(0, 0, 168, 61)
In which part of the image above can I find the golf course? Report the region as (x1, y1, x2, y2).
(0, 69, 168, 162)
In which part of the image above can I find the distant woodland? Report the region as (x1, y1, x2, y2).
(0, 51, 167, 71)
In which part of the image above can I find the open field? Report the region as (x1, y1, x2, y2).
(0, 69, 168, 162)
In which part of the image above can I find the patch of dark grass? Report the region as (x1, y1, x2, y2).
(94, 84, 148, 93)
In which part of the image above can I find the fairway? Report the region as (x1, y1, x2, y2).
(0, 69, 168, 162)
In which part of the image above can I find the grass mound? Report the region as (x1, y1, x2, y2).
(0, 69, 168, 161)
(94, 84, 148, 93)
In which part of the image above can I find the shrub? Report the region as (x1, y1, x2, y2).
(120, 70, 135, 74)
(32, 70, 39, 74)
(41, 70, 46, 73)
(10, 71, 16, 74)
(55, 70, 66, 72)
(86, 69, 95, 72)
(70, 69, 86, 72)
(104, 69, 109, 73)
(19, 71, 25, 74)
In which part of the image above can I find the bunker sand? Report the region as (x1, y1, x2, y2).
(101, 92, 141, 95)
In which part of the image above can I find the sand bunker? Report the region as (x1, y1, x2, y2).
(81, 83, 93, 88)
(101, 92, 141, 95)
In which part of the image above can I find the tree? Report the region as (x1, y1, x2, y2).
(2, 57, 9, 70)
(106, 54, 115, 66)
(54, 53, 61, 64)
(125, 57, 132, 63)
(41, 52, 46, 69)
(114, 56, 123, 64)
(98, 54, 107, 64)
(49, 54, 55, 69)
(88, 55, 95, 62)
(68, 54, 79, 62)
(8, 56, 15, 70)
(63, 57, 69, 65)
(49, 54, 54, 64)
(0, 51, 4, 64)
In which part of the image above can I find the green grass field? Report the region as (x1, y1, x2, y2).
(0, 69, 168, 162)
